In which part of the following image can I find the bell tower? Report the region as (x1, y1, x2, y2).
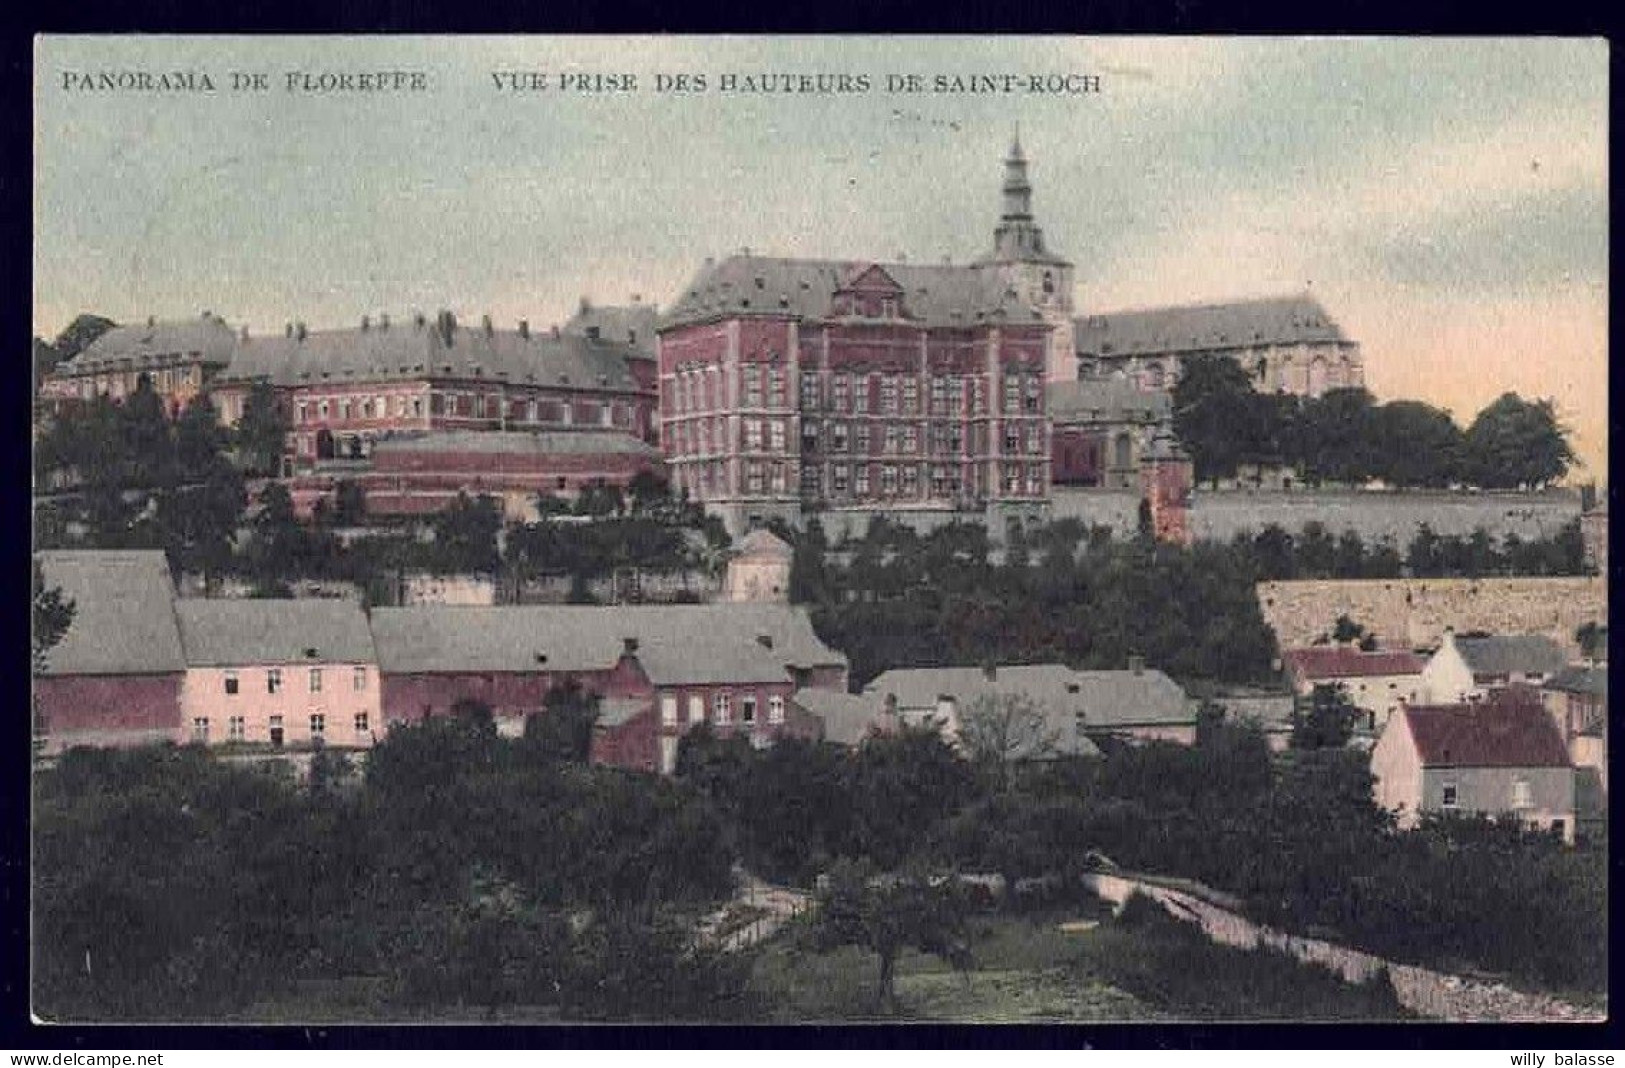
(982, 128, 1076, 383)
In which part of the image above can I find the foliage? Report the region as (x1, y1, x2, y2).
(426, 493, 503, 575)
(31, 560, 75, 675)
(234, 381, 291, 478)
(1290, 684, 1361, 749)
(520, 679, 601, 764)
(807, 858, 973, 1011)
(1465, 393, 1576, 489)
(956, 692, 1060, 789)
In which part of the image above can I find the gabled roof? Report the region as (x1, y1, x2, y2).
(1401, 691, 1571, 768)
(175, 598, 376, 667)
(863, 663, 1192, 730)
(215, 319, 643, 393)
(1075, 294, 1350, 358)
(660, 255, 1052, 331)
(1453, 634, 1568, 679)
(57, 315, 238, 374)
(1046, 379, 1171, 424)
(793, 688, 883, 747)
(369, 604, 843, 686)
(1284, 647, 1426, 682)
(35, 551, 184, 676)
(735, 528, 793, 559)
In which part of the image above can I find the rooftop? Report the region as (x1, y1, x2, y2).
(1046, 378, 1172, 424)
(35, 550, 185, 676)
(58, 314, 238, 375)
(1401, 690, 1571, 768)
(1076, 294, 1351, 358)
(175, 598, 376, 667)
(370, 429, 660, 459)
(864, 662, 1193, 733)
(1283, 646, 1427, 681)
(1452, 634, 1568, 679)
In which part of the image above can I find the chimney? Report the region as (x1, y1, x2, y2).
(622, 636, 640, 656)
(586, 325, 601, 341)
(147, 315, 156, 327)
(482, 314, 493, 336)
(380, 313, 390, 331)
(296, 322, 307, 342)
(285, 322, 293, 338)
(630, 293, 642, 304)
(201, 309, 212, 319)
(518, 319, 530, 339)
(361, 315, 371, 332)
(240, 325, 249, 341)
(1128, 655, 1145, 676)
(982, 663, 997, 682)
(414, 312, 426, 329)
(756, 634, 774, 650)
(551, 325, 561, 339)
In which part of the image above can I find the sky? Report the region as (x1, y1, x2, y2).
(34, 36, 1609, 481)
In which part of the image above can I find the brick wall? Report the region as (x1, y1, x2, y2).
(34, 674, 183, 752)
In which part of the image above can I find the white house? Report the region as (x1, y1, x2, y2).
(1420, 632, 1567, 704)
(1281, 646, 1426, 734)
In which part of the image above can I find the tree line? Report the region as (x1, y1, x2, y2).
(1173, 357, 1577, 490)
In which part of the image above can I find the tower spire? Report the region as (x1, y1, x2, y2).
(993, 132, 1043, 259)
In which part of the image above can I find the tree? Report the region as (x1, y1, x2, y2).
(1330, 614, 1367, 645)
(1576, 622, 1607, 664)
(234, 381, 291, 477)
(575, 480, 625, 519)
(1291, 684, 1361, 749)
(1371, 400, 1465, 488)
(1296, 388, 1378, 486)
(246, 482, 304, 582)
(1464, 393, 1575, 489)
(956, 693, 1060, 790)
(1172, 355, 1256, 486)
(808, 858, 973, 1012)
(521, 680, 601, 764)
(32, 560, 75, 675)
(626, 470, 671, 517)
(333, 480, 367, 526)
(429, 493, 503, 575)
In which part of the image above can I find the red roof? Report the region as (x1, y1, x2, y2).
(1402, 691, 1571, 768)
(1283, 646, 1425, 681)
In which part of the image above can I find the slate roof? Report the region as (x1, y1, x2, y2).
(660, 255, 1051, 331)
(1402, 691, 1571, 768)
(56, 315, 238, 375)
(214, 318, 643, 393)
(1283, 647, 1427, 682)
(370, 429, 659, 459)
(1046, 379, 1171, 424)
(793, 688, 883, 747)
(1454, 635, 1568, 679)
(35, 551, 185, 676)
(864, 663, 1192, 734)
(1543, 664, 1608, 698)
(564, 302, 659, 360)
(175, 598, 376, 667)
(1075, 294, 1351, 358)
(369, 604, 843, 686)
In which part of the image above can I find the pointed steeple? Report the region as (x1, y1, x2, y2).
(993, 129, 1051, 261)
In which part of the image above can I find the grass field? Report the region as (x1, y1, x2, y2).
(750, 901, 1413, 1023)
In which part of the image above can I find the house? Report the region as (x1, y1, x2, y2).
(1281, 646, 1427, 734)
(862, 659, 1194, 753)
(792, 688, 889, 748)
(370, 603, 840, 773)
(1370, 688, 1576, 842)
(1542, 665, 1607, 837)
(1420, 631, 1567, 704)
(33, 550, 186, 753)
(721, 527, 793, 603)
(175, 598, 380, 750)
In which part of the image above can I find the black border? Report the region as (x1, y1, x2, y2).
(5, 0, 1621, 1051)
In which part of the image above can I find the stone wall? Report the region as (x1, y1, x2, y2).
(1053, 487, 1581, 544)
(1081, 871, 1603, 1022)
(1258, 576, 1608, 655)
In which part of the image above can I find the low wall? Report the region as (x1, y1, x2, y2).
(1053, 488, 1582, 544)
(1081, 871, 1604, 1022)
(1258, 576, 1607, 655)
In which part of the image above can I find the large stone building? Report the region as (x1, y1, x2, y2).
(1074, 293, 1364, 398)
(1048, 378, 1173, 489)
(657, 137, 1066, 535)
(38, 313, 238, 417)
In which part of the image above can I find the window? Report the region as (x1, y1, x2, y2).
(904, 425, 918, 454)
(319, 400, 331, 419)
(340, 399, 352, 420)
(660, 735, 680, 775)
(1005, 427, 1020, 453)
(902, 378, 918, 413)
(746, 463, 765, 493)
(310, 713, 326, 739)
(768, 366, 785, 407)
(884, 424, 902, 455)
(769, 420, 786, 452)
(1441, 783, 1459, 808)
(831, 422, 848, 452)
(228, 715, 245, 742)
(744, 419, 763, 450)
(802, 465, 821, 496)
(744, 366, 763, 408)
(853, 424, 869, 454)
(192, 717, 210, 743)
(267, 668, 282, 694)
(661, 694, 679, 727)
(769, 695, 785, 725)
(832, 465, 849, 495)
(832, 374, 850, 411)
(224, 671, 239, 696)
(1024, 376, 1041, 413)
(800, 370, 821, 408)
(1511, 778, 1533, 810)
(714, 692, 732, 724)
(741, 695, 758, 725)
(881, 465, 898, 494)
(269, 714, 284, 748)
(1003, 375, 1020, 413)
(353, 667, 367, 691)
(309, 668, 323, 693)
(688, 694, 705, 724)
(902, 466, 920, 495)
(880, 377, 898, 414)
(354, 712, 370, 734)
(855, 467, 870, 495)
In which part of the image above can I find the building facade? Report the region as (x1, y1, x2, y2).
(38, 314, 238, 418)
(657, 140, 1065, 535)
(1048, 379, 1173, 488)
(1074, 294, 1363, 398)
(1281, 646, 1427, 734)
(1420, 631, 1568, 704)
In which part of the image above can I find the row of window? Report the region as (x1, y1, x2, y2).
(1439, 780, 1537, 810)
(190, 711, 370, 743)
(668, 417, 1045, 459)
(223, 666, 367, 696)
(659, 692, 785, 728)
(67, 364, 200, 400)
(667, 369, 1047, 419)
(675, 458, 1044, 500)
(294, 393, 632, 428)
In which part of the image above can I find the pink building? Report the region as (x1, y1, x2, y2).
(175, 598, 380, 750)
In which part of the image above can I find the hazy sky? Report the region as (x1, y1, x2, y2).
(35, 36, 1608, 480)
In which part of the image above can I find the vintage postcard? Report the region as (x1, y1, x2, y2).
(29, 36, 1608, 1029)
